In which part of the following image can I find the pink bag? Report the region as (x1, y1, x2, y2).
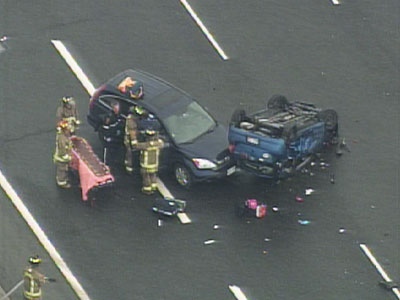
(246, 199, 258, 210)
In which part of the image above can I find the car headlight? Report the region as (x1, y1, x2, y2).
(262, 153, 271, 159)
(192, 158, 216, 169)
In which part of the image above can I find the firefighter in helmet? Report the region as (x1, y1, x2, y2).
(124, 106, 142, 174)
(56, 96, 81, 135)
(53, 120, 72, 188)
(100, 101, 124, 165)
(23, 255, 55, 300)
(136, 128, 164, 194)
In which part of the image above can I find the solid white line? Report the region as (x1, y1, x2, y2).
(51, 40, 95, 96)
(180, 0, 229, 60)
(156, 177, 174, 198)
(360, 244, 400, 299)
(0, 170, 91, 300)
(228, 285, 248, 300)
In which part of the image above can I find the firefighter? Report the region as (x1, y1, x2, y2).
(56, 96, 80, 135)
(124, 106, 140, 174)
(53, 120, 72, 188)
(100, 102, 124, 165)
(136, 129, 164, 195)
(23, 255, 56, 300)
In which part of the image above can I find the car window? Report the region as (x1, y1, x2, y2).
(162, 101, 215, 144)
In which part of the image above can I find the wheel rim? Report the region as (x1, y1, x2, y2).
(175, 166, 189, 186)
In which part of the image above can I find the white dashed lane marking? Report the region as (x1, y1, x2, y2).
(180, 0, 229, 60)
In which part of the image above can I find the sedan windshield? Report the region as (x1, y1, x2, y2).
(162, 101, 216, 144)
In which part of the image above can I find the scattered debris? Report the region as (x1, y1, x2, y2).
(320, 162, 329, 168)
(204, 239, 216, 245)
(340, 137, 351, 152)
(330, 173, 335, 184)
(213, 224, 220, 230)
(264, 238, 271, 242)
(339, 228, 346, 234)
(305, 188, 314, 195)
(295, 195, 304, 203)
(262, 250, 268, 255)
(298, 220, 311, 225)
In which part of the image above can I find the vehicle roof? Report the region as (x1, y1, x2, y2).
(102, 69, 194, 119)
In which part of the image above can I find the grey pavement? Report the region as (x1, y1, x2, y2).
(0, 189, 78, 300)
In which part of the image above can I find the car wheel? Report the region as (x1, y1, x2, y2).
(267, 94, 289, 110)
(317, 109, 338, 131)
(230, 109, 246, 127)
(174, 163, 193, 188)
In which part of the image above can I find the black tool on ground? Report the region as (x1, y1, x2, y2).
(152, 197, 186, 216)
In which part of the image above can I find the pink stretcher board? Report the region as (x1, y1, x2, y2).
(70, 136, 114, 201)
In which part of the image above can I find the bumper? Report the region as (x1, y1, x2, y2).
(188, 160, 237, 183)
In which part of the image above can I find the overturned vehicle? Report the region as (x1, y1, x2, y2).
(228, 95, 338, 179)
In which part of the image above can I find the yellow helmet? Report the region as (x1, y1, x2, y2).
(62, 96, 74, 103)
(29, 255, 41, 265)
(134, 106, 146, 116)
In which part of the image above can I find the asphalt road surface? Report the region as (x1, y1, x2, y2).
(0, 1, 399, 299)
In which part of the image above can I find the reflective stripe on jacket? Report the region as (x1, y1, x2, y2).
(23, 268, 42, 298)
(140, 146, 160, 170)
(53, 132, 72, 163)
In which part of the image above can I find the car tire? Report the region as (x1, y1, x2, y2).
(267, 94, 289, 110)
(174, 163, 193, 189)
(230, 109, 246, 127)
